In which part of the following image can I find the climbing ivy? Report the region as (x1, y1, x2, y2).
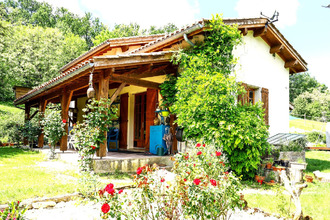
(171, 14, 270, 179)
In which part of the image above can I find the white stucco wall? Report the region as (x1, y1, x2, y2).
(233, 31, 290, 136)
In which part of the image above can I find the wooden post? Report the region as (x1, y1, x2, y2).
(96, 70, 110, 158)
(60, 89, 73, 152)
(23, 104, 31, 145)
(38, 99, 47, 148)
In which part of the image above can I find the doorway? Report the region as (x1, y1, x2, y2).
(134, 92, 147, 148)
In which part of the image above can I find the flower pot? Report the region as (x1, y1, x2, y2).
(266, 163, 272, 169)
(255, 175, 260, 182)
(270, 180, 275, 183)
(305, 175, 313, 183)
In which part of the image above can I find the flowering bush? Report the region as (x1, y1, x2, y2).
(98, 143, 243, 219)
(72, 98, 117, 172)
(21, 119, 41, 147)
(0, 201, 26, 220)
(41, 103, 66, 159)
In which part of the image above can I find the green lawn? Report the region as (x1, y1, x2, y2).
(289, 118, 326, 132)
(0, 147, 78, 204)
(244, 151, 330, 220)
(0, 102, 23, 119)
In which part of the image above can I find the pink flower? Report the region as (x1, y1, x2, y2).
(101, 203, 110, 213)
(196, 143, 201, 148)
(193, 164, 196, 167)
(62, 119, 67, 123)
(197, 151, 202, 156)
(210, 179, 217, 186)
(215, 151, 222, 156)
(118, 189, 123, 194)
(160, 178, 165, 182)
(193, 178, 201, 185)
(224, 171, 229, 175)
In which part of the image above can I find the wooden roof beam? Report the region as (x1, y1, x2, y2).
(109, 74, 161, 90)
(285, 60, 298, 68)
(240, 28, 248, 36)
(270, 44, 284, 54)
(253, 27, 267, 38)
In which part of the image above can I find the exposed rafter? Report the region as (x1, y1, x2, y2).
(270, 44, 284, 54)
(285, 60, 298, 68)
(253, 27, 267, 37)
(109, 74, 161, 90)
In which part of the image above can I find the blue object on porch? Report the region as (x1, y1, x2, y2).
(149, 125, 169, 155)
(107, 128, 119, 152)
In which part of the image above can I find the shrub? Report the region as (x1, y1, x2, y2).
(0, 201, 26, 220)
(306, 131, 326, 144)
(0, 112, 24, 144)
(98, 143, 243, 219)
(21, 118, 41, 147)
(280, 138, 307, 152)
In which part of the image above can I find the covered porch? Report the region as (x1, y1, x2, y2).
(15, 51, 178, 158)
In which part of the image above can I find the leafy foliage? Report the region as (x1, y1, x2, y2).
(0, 104, 24, 144)
(306, 131, 326, 144)
(292, 89, 330, 121)
(171, 14, 270, 179)
(98, 143, 243, 219)
(289, 72, 328, 103)
(0, 200, 27, 220)
(0, 22, 87, 101)
(21, 119, 41, 146)
(72, 98, 118, 172)
(159, 74, 177, 109)
(41, 103, 66, 158)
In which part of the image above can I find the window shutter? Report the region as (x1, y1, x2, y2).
(238, 83, 248, 105)
(261, 88, 269, 126)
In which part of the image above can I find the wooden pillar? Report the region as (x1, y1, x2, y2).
(38, 99, 47, 148)
(96, 70, 110, 158)
(23, 104, 31, 145)
(60, 89, 73, 151)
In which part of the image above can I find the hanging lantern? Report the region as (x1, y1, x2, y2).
(87, 70, 95, 98)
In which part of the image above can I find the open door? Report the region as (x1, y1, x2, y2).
(134, 92, 147, 148)
(119, 93, 128, 149)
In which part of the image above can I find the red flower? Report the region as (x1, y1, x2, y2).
(17, 201, 20, 205)
(196, 143, 201, 148)
(225, 171, 229, 175)
(99, 189, 105, 197)
(62, 119, 67, 123)
(184, 154, 189, 160)
(210, 179, 217, 186)
(197, 151, 202, 156)
(193, 178, 201, 185)
(215, 151, 222, 156)
(166, 185, 169, 188)
(137, 167, 143, 175)
(91, 146, 96, 150)
(118, 189, 123, 194)
(184, 178, 187, 182)
(105, 183, 114, 195)
(193, 164, 196, 167)
(160, 178, 165, 182)
(202, 144, 206, 147)
(101, 203, 110, 214)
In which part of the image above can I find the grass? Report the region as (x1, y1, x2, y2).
(0, 147, 78, 204)
(0, 102, 22, 120)
(244, 151, 330, 220)
(289, 118, 326, 132)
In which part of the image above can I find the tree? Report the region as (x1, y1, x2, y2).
(292, 89, 330, 121)
(0, 23, 87, 101)
(289, 72, 328, 103)
(148, 23, 178, 35)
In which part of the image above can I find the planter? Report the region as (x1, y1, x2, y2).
(290, 162, 307, 170)
(305, 175, 313, 183)
(270, 180, 275, 183)
(266, 163, 273, 169)
(279, 151, 305, 163)
(273, 166, 286, 172)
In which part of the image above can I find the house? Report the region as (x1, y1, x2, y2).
(14, 17, 307, 158)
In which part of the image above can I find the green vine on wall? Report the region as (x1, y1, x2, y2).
(170, 14, 270, 179)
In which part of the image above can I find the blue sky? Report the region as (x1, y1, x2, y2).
(39, 0, 330, 87)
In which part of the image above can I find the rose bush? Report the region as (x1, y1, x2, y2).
(98, 143, 243, 219)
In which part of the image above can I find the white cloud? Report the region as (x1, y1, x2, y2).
(235, 0, 300, 28)
(38, 0, 200, 28)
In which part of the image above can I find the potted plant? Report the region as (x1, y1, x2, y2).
(305, 175, 313, 183)
(256, 167, 265, 183)
(265, 158, 274, 169)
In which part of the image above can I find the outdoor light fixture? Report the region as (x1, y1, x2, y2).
(87, 68, 95, 98)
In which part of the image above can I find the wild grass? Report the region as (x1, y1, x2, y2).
(244, 151, 330, 220)
(289, 118, 326, 132)
(0, 147, 78, 204)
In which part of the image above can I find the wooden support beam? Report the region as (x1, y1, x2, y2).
(109, 74, 161, 89)
(23, 104, 31, 145)
(240, 28, 248, 36)
(125, 64, 152, 77)
(38, 98, 47, 148)
(110, 83, 126, 105)
(30, 109, 39, 120)
(285, 60, 298, 68)
(97, 70, 110, 158)
(270, 44, 284, 54)
(60, 89, 73, 152)
(253, 27, 267, 37)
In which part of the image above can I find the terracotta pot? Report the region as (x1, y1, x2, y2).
(305, 175, 313, 183)
(266, 163, 272, 169)
(270, 180, 275, 183)
(259, 176, 265, 181)
(255, 175, 260, 182)
(272, 166, 278, 171)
